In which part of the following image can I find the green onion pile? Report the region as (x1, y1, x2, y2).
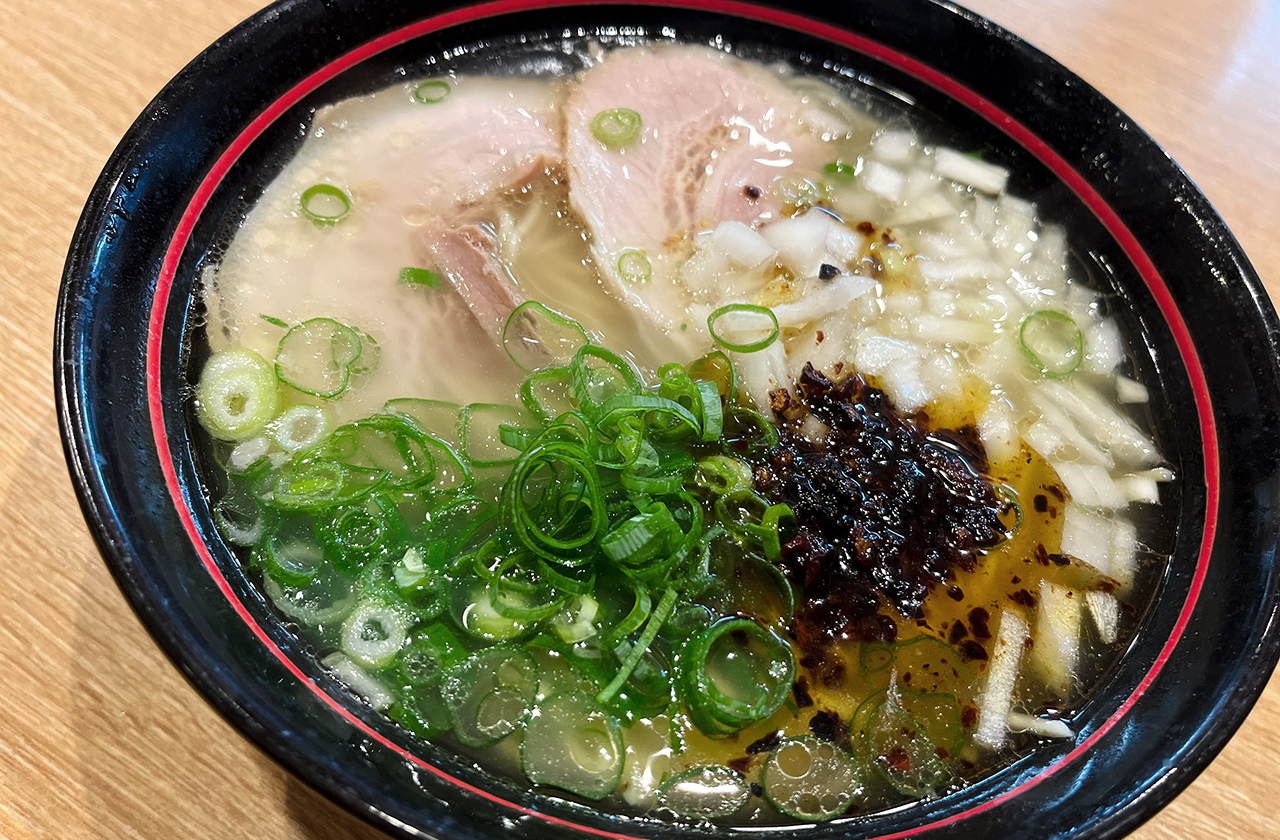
(195, 305, 803, 803)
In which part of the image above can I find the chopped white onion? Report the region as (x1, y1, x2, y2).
(710, 220, 777, 269)
(1033, 401, 1114, 466)
(861, 160, 906, 203)
(1110, 518, 1138, 589)
(1040, 381, 1159, 468)
(1115, 475, 1160, 504)
(1083, 318, 1124, 376)
(975, 610, 1029, 749)
(870, 129, 918, 163)
(1007, 711, 1075, 740)
(978, 399, 1021, 466)
(228, 436, 271, 472)
(771, 275, 876, 328)
(934, 147, 1009, 194)
(760, 213, 835, 278)
(733, 340, 791, 415)
(912, 315, 999, 346)
(894, 190, 957, 225)
(1115, 375, 1150, 404)
(1085, 591, 1121, 644)
(1031, 582, 1083, 694)
(1052, 462, 1128, 510)
(916, 258, 997, 284)
(1059, 503, 1115, 576)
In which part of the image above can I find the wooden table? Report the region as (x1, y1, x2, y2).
(1, 0, 1276, 837)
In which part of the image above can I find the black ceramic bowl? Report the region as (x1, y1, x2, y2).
(55, 1, 1280, 838)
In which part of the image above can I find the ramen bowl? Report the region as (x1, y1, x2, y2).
(55, 0, 1280, 838)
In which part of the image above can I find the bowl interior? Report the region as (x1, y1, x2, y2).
(57, 1, 1280, 839)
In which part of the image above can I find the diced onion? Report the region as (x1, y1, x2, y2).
(975, 610, 1028, 749)
(1007, 711, 1074, 740)
(934, 147, 1009, 194)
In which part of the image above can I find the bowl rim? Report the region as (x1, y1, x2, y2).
(56, 0, 1280, 838)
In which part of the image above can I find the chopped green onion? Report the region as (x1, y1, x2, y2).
(824, 159, 859, 178)
(398, 267, 443, 288)
(502, 301, 589, 372)
(688, 350, 740, 403)
(275, 317, 364, 398)
(271, 404, 330, 453)
(598, 587, 677, 705)
(855, 694, 949, 796)
(299, 184, 351, 227)
(707, 303, 780, 353)
(995, 483, 1023, 534)
(382, 398, 461, 445)
(1019, 310, 1083, 377)
(460, 403, 526, 467)
(591, 107, 642, 147)
(413, 80, 451, 104)
(658, 764, 750, 819)
(195, 348, 280, 442)
(762, 736, 863, 821)
(617, 249, 652, 283)
(256, 516, 326, 587)
(441, 647, 538, 746)
(694, 456, 753, 496)
(263, 569, 356, 626)
(677, 618, 795, 736)
(341, 600, 409, 668)
(522, 690, 624, 799)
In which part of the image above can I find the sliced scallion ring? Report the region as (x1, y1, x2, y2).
(677, 618, 795, 736)
(1018, 309, 1083, 377)
(271, 404, 331, 453)
(195, 348, 279, 442)
(341, 600, 409, 669)
(263, 569, 357, 626)
(762, 736, 862, 822)
(707, 304, 780, 353)
(275, 317, 364, 398)
(299, 183, 351, 227)
(441, 647, 538, 747)
(413, 80, 451, 104)
(590, 107, 642, 147)
(617, 249, 652, 283)
(502, 301, 589, 372)
(522, 690, 625, 799)
(658, 764, 750, 819)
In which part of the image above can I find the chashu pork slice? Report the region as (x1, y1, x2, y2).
(565, 45, 830, 357)
(309, 75, 564, 217)
(209, 77, 564, 418)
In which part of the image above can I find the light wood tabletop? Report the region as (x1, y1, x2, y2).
(1, 0, 1277, 837)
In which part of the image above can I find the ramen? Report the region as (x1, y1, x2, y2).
(194, 41, 1170, 826)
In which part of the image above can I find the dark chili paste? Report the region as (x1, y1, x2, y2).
(761, 364, 1006, 660)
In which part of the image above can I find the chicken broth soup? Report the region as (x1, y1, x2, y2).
(194, 38, 1172, 826)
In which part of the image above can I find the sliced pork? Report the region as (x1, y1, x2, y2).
(210, 77, 564, 418)
(414, 224, 527, 343)
(564, 46, 832, 356)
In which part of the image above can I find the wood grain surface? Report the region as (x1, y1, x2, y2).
(1, 0, 1276, 837)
